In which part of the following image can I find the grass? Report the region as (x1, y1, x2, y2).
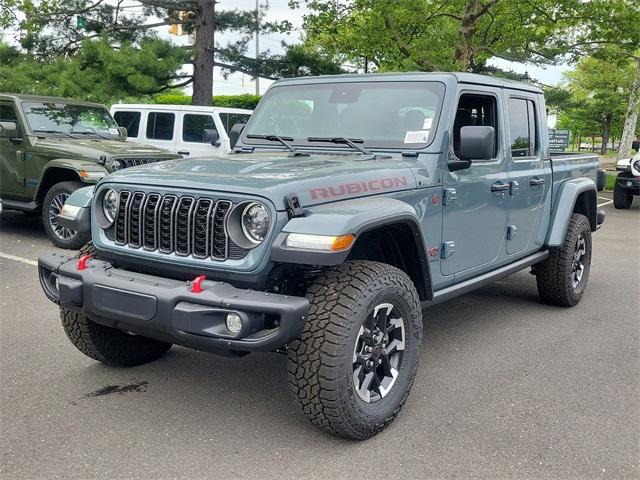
(604, 171, 617, 191)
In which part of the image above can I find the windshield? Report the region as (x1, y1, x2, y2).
(22, 102, 118, 137)
(244, 81, 445, 150)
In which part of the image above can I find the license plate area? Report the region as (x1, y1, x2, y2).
(92, 284, 157, 321)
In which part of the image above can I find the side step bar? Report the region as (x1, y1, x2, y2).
(427, 250, 549, 306)
(0, 198, 39, 212)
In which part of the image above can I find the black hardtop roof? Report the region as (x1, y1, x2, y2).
(0, 93, 107, 108)
(272, 71, 543, 94)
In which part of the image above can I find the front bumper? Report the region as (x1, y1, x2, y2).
(38, 253, 309, 355)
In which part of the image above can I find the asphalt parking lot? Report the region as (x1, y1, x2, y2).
(1, 192, 638, 480)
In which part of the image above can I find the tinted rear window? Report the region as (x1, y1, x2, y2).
(146, 112, 175, 140)
(219, 112, 251, 133)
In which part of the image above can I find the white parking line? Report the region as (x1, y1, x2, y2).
(0, 252, 38, 267)
(598, 199, 613, 207)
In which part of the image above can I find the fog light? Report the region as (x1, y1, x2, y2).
(225, 313, 243, 334)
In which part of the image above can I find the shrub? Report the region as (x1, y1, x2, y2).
(152, 93, 261, 109)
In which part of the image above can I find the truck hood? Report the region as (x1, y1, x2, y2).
(104, 152, 417, 209)
(31, 137, 178, 160)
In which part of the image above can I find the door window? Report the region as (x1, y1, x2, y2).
(182, 114, 216, 143)
(113, 111, 141, 137)
(452, 94, 498, 159)
(146, 112, 175, 140)
(508, 98, 538, 157)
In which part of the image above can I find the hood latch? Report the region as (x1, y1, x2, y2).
(286, 193, 305, 218)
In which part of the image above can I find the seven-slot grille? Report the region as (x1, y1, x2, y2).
(116, 157, 167, 168)
(108, 190, 246, 261)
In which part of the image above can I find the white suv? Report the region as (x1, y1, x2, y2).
(110, 104, 252, 157)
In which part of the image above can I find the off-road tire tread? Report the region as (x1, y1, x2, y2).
(535, 213, 591, 307)
(287, 260, 422, 440)
(61, 308, 172, 367)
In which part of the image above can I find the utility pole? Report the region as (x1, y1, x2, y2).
(255, 0, 260, 95)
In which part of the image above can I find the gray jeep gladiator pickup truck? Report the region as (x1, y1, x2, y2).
(38, 73, 605, 440)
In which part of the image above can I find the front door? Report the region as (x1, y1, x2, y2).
(505, 94, 551, 255)
(441, 90, 508, 276)
(0, 102, 26, 196)
(175, 112, 222, 157)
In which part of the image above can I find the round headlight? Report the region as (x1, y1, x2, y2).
(102, 189, 119, 226)
(110, 159, 123, 172)
(241, 202, 270, 244)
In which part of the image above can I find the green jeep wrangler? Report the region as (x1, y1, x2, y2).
(0, 94, 180, 248)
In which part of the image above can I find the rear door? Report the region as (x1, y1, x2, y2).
(0, 102, 26, 196)
(505, 93, 551, 255)
(441, 89, 509, 277)
(144, 111, 176, 152)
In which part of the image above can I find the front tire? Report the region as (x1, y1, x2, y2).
(287, 261, 423, 440)
(613, 179, 633, 209)
(42, 181, 90, 249)
(535, 213, 592, 307)
(61, 309, 172, 367)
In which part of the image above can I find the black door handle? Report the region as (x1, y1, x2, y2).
(177, 150, 190, 156)
(530, 177, 545, 186)
(491, 182, 510, 192)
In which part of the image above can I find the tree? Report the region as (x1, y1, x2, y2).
(7, 0, 293, 105)
(294, 0, 587, 74)
(557, 0, 640, 158)
(0, 38, 188, 104)
(555, 54, 635, 154)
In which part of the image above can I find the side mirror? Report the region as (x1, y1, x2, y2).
(117, 126, 127, 140)
(228, 122, 246, 149)
(0, 121, 18, 138)
(459, 126, 495, 161)
(203, 128, 220, 146)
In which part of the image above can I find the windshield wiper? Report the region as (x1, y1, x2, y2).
(71, 130, 112, 140)
(246, 134, 309, 157)
(32, 129, 77, 139)
(307, 137, 373, 156)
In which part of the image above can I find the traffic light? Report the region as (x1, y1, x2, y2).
(76, 15, 87, 29)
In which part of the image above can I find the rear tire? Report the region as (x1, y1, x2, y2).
(535, 213, 592, 307)
(42, 181, 90, 249)
(613, 180, 633, 209)
(61, 309, 172, 367)
(287, 261, 423, 440)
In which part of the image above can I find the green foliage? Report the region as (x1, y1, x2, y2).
(0, 38, 189, 105)
(152, 94, 262, 110)
(555, 53, 635, 150)
(297, 0, 589, 73)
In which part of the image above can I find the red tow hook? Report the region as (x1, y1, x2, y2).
(77, 255, 91, 271)
(191, 275, 206, 294)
